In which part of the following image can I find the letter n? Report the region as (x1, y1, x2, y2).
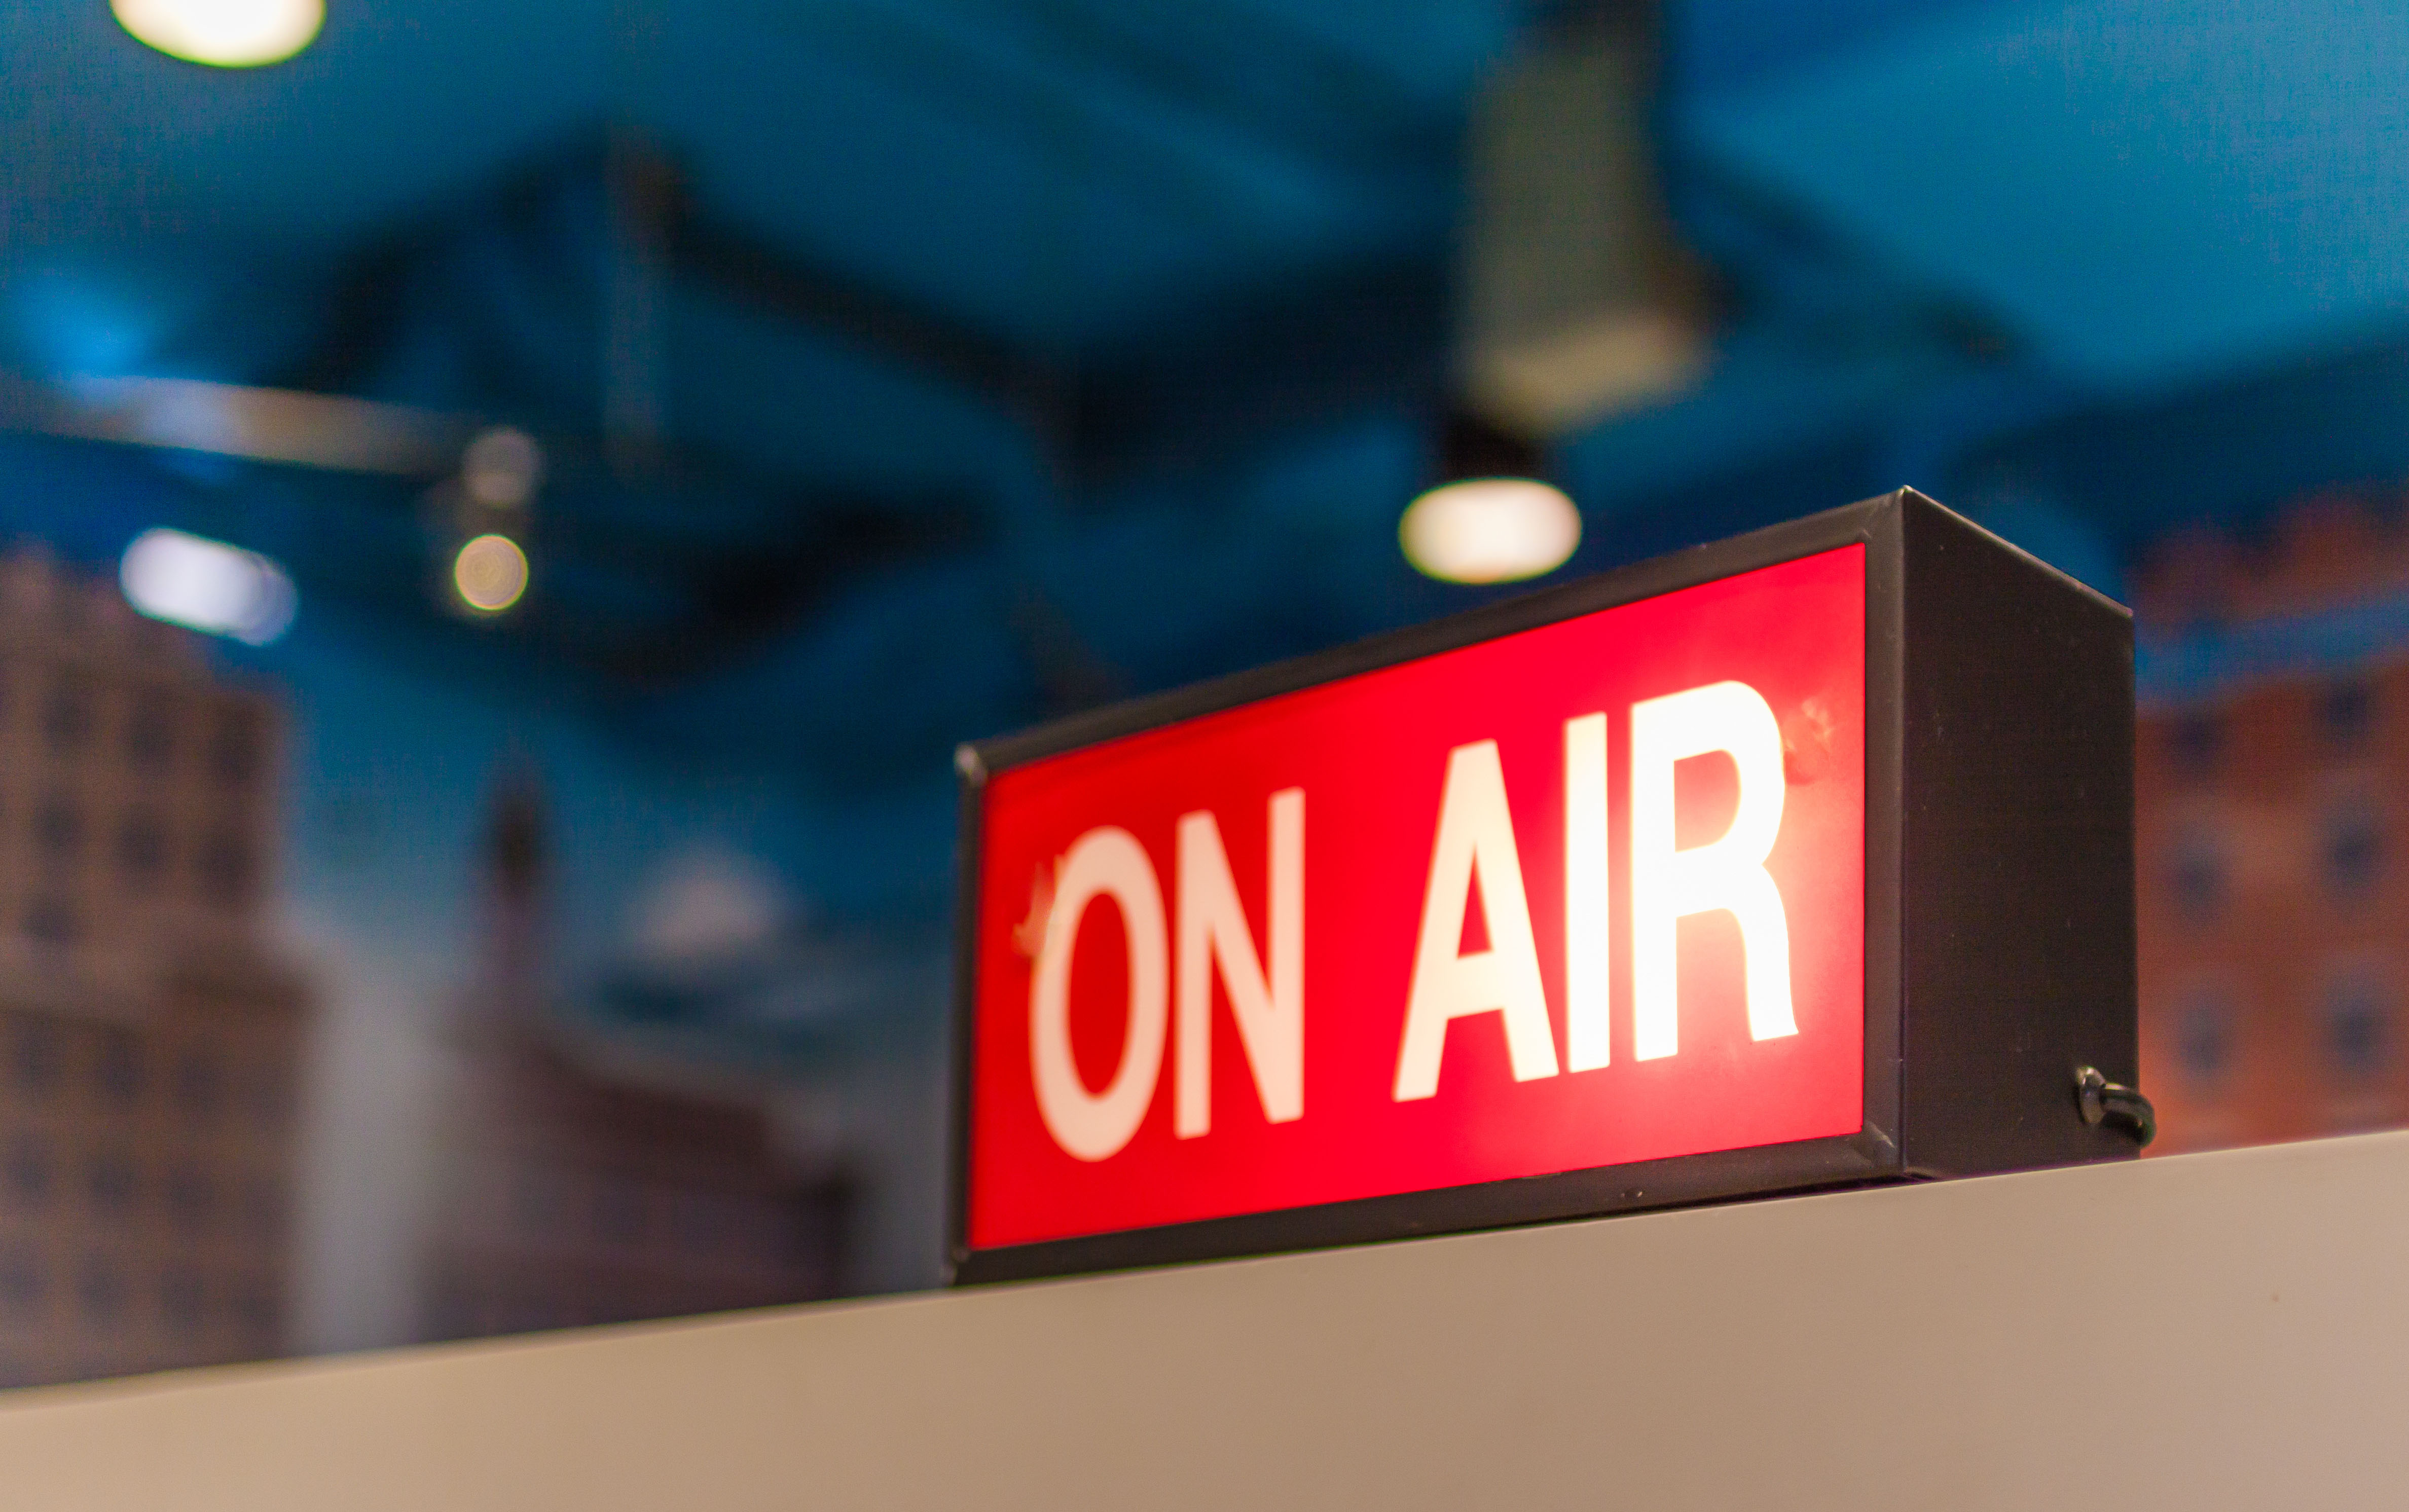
(1175, 789, 1304, 1136)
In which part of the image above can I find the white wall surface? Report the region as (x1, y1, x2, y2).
(5, 1130, 2408, 1510)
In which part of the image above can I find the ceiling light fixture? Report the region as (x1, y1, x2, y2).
(461, 426, 544, 509)
(112, 0, 324, 68)
(120, 528, 298, 644)
(452, 534, 529, 614)
(1400, 477, 1583, 584)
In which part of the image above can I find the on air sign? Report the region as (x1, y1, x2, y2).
(951, 492, 2139, 1282)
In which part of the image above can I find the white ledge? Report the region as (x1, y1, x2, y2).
(7, 1131, 2409, 1510)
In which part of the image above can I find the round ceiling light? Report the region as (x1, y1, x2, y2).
(1399, 477, 1582, 584)
(112, 0, 324, 68)
(453, 534, 529, 614)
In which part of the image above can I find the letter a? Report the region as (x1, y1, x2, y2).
(1175, 789, 1304, 1136)
(1394, 740, 1558, 1101)
(1628, 680, 1797, 1061)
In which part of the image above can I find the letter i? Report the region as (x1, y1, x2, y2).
(1564, 712, 1610, 1072)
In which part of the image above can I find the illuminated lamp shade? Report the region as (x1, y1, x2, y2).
(112, 0, 323, 67)
(1400, 477, 1582, 584)
(120, 528, 298, 645)
(453, 534, 529, 614)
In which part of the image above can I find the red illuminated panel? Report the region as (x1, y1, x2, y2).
(967, 546, 1865, 1252)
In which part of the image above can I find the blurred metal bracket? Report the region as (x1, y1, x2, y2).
(0, 372, 481, 477)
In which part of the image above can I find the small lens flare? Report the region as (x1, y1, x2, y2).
(453, 534, 529, 614)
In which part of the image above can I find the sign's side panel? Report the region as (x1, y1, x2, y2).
(944, 741, 991, 1278)
(1858, 495, 1911, 1157)
(1899, 498, 2138, 1174)
(966, 547, 1868, 1255)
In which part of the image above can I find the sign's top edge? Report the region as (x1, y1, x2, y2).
(1896, 485, 2131, 624)
(966, 490, 1904, 781)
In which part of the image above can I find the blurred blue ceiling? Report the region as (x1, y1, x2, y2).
(4, 0, 2408, 844)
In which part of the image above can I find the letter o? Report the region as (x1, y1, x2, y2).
(1031, 826, 1168, 1161)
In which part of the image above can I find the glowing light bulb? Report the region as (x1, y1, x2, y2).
(1399, 478, 1581, 584)
(120, 528, 297, 644)
(452, 534, 529, 614)
(113, 0, 324, 68)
